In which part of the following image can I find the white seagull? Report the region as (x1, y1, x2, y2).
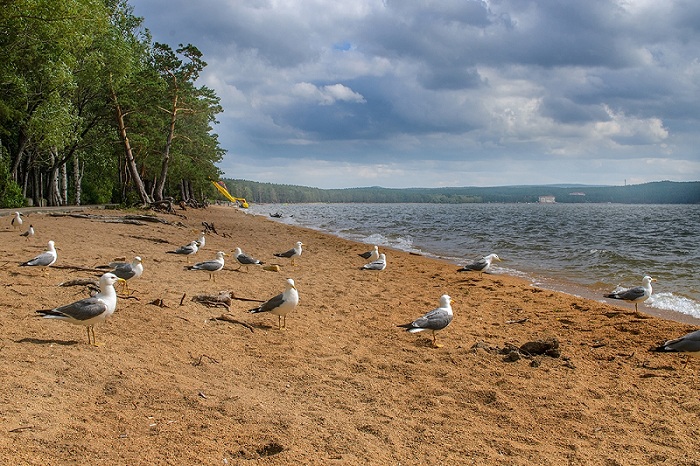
(11, 211, 24, 229)
(457, 253, 501, 275)
(20, 240, 57, 274)
(248, 278, 299, 330)
(274, 241, 303, 266)
(234, 247, 264, 272)
(36, 272, 125, 346)
(107, 256, 143, 293)
(398, 294, 454, 348)
(20, 224, 35, 240)
(167, 240, 199, 262)
(359, 245, 380, 261)
(654, 329, 700, 369)
(361, 253, 386, 271)
(196, 233, 206, 249)
(185, 251, 228, 281)
(604, 275, 656, 312)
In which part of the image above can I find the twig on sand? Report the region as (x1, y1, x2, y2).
(58, 278, 99, 287)
(210, 314, 255, 333)
(188, 352, 220, 366)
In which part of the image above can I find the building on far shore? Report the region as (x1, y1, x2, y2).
(538, 195, 556, 203)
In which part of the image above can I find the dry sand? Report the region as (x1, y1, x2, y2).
(0, 205, 699, 465)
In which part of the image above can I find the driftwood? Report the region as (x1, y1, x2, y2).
(191, 291, 264, 310)
(49, 212, 182, 226)
(58, 278, 99, 288)
(52, 265, 106, 273)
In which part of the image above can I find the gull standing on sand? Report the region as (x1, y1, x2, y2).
(234, 247, 264, 272)
(20, 240, 57, 274)
(359, 245, 379, 261)
(398, 294, 454, 348)
(196, 232, 206, 249)
(185, 251, 228, 281)
(604, 275, 656, 312)
(654, 329, 700, 369)
(457, 253, 501, 275)
(274, 241, 303, 266)
(11, 211, 24, 229)
(36, 272, 125, 346)
(20, 224, 35, 240)
(167, 240, 199, 262)
(248, 278, 299, 330)
(106, 256, 143, 293)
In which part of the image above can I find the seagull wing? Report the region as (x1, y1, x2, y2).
(38, 297, 109, 322)
(249, 293, 285, 314)
(21, 251, 55, 267)
(607, 285, 646, 301)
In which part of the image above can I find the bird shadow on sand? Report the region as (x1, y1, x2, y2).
(15, 337, 79, 346)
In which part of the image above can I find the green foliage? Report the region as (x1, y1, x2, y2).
(0, 0, 225, 206)
(0, 157, 24, 208)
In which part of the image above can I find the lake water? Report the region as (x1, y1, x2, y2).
(247, 203, 700, 323)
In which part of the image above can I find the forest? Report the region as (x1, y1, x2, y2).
(0, 0, 224, 209)
(223, 179, 700, 205)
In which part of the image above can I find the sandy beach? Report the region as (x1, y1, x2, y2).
(1, 205, 699, 465)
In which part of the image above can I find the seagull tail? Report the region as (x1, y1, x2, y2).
(652, 343, 678, 353)
(36, 309, 61, 318)
(397, 323, 424, 333)
(248, 307, 264, 314)
(603, 293, 620, 299)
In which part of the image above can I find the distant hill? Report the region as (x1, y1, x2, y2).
(221, 180, 700, 204)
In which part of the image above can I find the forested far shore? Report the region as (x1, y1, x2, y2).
(223, 179, 700, 204)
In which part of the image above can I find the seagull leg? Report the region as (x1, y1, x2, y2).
(278, 315, 282, 330)
(432, 331, 443, 348)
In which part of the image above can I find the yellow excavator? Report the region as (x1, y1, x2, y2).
(211, 181, 249, 208)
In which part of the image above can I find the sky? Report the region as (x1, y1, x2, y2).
(131, 0, 700, 189)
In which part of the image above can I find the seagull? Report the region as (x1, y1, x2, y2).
(274, 241, 303, 266)
(36, 272, 125, 346)
(11, 211, 24, 229)
(167, 240, 199, 262)
(185, 251, 228, 281)
(106, 256, 143, 293)
(361, 253, 386, 271)
(359, 245, 379, 261)
(457, 253, 501, 275)
(20, 240, 57, 274)
(248, 278, 299, 330)
(398, 294, 454, 348)
(196, 233, 206, 249)
(20, 224, 35, 240)
(604, 275, 656, 312)
(654, 329, 700, 369)
(234, 247, 264, 272)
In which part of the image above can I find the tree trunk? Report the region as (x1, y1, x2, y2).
(154, 92, 179, 202)
(109, 79, 152, 205)
(73, 152, 82, 205)
(61, 159, 68, 206)
(49, 148, 62, 207)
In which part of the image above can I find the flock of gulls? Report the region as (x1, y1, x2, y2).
(5, 210, 700, 365)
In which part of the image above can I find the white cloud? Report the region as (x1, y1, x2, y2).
(133, 0, 700, 187)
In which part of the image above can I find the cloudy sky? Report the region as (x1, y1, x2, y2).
(131, 0, 700, 188)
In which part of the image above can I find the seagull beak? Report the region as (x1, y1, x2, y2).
(117, 278, 127, 285)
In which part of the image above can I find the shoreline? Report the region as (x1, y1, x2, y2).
(2, 204, 699, 464)
(247, 205, 700, 326)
